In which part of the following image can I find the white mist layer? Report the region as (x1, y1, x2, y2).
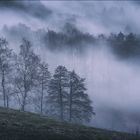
(35, 45, 140, 131)
(36, 45, 140, 109)
(1, 0, 140, 131)
(1, 1, 140, 34)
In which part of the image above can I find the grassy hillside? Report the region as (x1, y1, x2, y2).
(0, 107, 139, 140)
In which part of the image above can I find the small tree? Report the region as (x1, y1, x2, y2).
(0, 38, 14, 107)
(14, 38, 40, 111)
(47, 65, 69, 120)
(68, 70, 94, 123)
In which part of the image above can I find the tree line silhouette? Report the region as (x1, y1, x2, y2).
(0, 37, 94, 123)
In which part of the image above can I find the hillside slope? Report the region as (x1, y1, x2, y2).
(0, 107, 139, 140)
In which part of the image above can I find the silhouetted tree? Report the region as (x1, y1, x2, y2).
(33, 62, 51, 114)
(0, 38, 13, 107)
(47, 66, 69, 120)
(14, 38, 40, 111)
(117, 32, 125, 42)
(68, 70, 95, 123)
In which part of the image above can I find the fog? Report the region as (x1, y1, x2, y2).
(0, 0, 140, 132)
(38, 43, 140, 132)
(1, 1, 140, 33)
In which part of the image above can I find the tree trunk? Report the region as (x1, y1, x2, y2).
(1, 70, 6, 107)
(21, 92, 27, 111)
(21, 75, 27, 111)
(40, 82, 44, 114)
(21, 76, 27, 111)
(6, 95, 9, 108)
(59, 80, 63, 121)
(69, 81, 72, 122)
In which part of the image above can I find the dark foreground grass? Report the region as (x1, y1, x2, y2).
(0, 107, 139, 140)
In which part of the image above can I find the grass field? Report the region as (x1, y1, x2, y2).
(0, 107, 139, 140)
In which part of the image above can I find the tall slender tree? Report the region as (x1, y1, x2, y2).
(14, 38, 40, 111)
(33, 62, 51, 114)
(47, 66, 69, 120)
(0, 38, 13, 107)
(68, 70, 94, 123)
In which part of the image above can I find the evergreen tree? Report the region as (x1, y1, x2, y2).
(68, 70, 94, 123)
(125, 33, 136, 44)
(117, 32, 125, 42)
(47, 66, 69, 120)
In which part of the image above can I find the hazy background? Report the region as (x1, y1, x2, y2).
(0, 0, 140, 132)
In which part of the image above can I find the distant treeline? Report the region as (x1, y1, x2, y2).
(0, 37, 94, 123)
(3, 23, 140, 59)
(43, 23, 140, 58)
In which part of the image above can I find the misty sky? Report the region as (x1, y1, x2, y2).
(0, 0, 140, 132)
(0, 1, 140, 34)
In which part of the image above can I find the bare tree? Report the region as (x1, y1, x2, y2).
(33, 62, 51, 114)
(14, 38, 40, 111)
(0, 38, 13, 107)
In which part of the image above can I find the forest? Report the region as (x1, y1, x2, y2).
(45, 23, 140, 59)
(0, 37, 94, 123)
(0, 23, 140, 126)
(0, 1, 140, 139)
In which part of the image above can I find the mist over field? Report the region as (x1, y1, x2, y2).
(0, 0, 140, 133)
